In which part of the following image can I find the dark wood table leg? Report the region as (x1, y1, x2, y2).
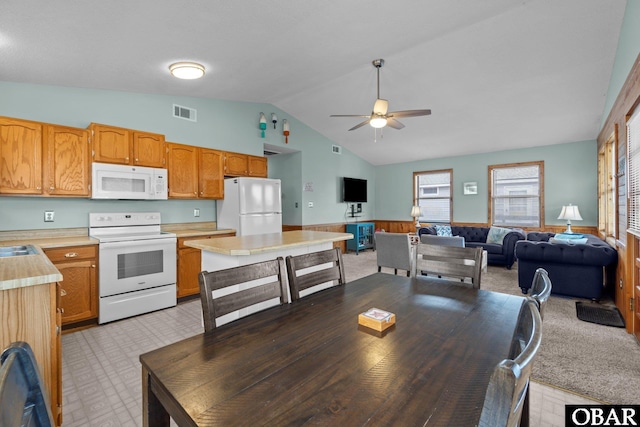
(142, 366, 170, 427)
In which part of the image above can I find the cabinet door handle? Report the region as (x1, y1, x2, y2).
(91, 264, 96, 268)
(60, 289, 67, 296)
(50, 186, 55, 190)
(135, 158, 139, 162)
(64, 252, 78, 258)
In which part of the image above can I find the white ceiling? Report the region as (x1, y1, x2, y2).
(0, 0, 627, 165)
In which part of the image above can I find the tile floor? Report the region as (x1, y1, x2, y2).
(60, 297, 601, 427)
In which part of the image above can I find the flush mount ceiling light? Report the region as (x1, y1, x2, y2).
(169, 62, 205, 79)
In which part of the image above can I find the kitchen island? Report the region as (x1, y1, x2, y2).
(184, 230, 353, 323)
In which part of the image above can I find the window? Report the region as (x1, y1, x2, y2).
(413, 169, 452, 223)
(489, 161, 543, 228)
(598, 134, 617, 242)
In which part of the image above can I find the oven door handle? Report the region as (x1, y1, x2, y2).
(99, 239, 175, 250)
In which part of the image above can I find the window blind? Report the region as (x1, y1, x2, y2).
(627, 107, 640, 234)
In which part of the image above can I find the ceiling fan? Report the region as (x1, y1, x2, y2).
(330, 59, 431, 131)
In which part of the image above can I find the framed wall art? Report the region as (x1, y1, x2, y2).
(463, 182, 478, 195)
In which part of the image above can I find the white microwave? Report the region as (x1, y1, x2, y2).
(91, 162, 168, 200)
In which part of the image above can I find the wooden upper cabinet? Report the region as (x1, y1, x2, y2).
(0, 116, 43, 195)
(133, 131, 165, 167)
(89, 123, 165, 167)
(167, 142, 198, 198)
(199, 148, 224, 199)
(89, 123, 131, 165)
(43, 125, 91, 196)
(248, 155, 268, 178)
(225, 152, 248, 176)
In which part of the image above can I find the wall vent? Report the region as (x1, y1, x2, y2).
(332, 145, 342, 154)
(173, 104, 197, 122)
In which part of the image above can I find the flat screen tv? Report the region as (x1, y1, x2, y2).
(343, 177, 367, 203)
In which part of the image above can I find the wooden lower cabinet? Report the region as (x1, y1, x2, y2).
(0, 282, 62, 425)
(44, 245, 98, 325)
(177, 233, 234, 298)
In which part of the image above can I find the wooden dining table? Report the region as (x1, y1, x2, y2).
(140, 272, 525, 426)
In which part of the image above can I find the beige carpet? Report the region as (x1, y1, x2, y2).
(342, 250, 640, 404)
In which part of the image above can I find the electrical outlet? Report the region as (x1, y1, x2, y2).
(295, 202, 299, 208)
(357, 203, 362, 213)
(44, 211, 55, 222)
(308, 201, 314, 208)
(194, 208, 200, 217)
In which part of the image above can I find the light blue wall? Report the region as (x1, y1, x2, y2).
(268, 152, 303, 226)
(0, 81, 376, 231)
(602, 0, 640, 125)
(376, 140, 597, 227)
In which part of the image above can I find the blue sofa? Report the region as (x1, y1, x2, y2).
(418, 226, 525, 269)
(515, 232, 618, 300)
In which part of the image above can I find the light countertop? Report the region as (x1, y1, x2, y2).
(184, 230, 353, 256)
(0, 245, 62, 291)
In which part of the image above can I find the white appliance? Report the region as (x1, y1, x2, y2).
(89, 212, 177, 324)
(217, 177, 282, 236)
(92, 162, 168, 200)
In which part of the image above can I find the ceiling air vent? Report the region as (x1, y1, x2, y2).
(332, 145, 342, 154)
(173, 104, 197, 122)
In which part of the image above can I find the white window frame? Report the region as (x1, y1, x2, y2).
(413, 169, 452, 224)
(489, 161, 544, 228)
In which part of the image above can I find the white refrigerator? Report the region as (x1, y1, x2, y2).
(216, 177, 282, 236)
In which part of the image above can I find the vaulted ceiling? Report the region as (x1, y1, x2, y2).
(0, 0, 627, 165)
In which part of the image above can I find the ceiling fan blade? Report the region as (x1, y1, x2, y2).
(330, 114, 371, 118)
(386, 118, 405, 130)
(348, 120, 371, 131)
(373, 99, 388, 115)
(387, 109, 432, 118)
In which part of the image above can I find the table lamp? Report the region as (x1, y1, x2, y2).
(558, 204, 582, 234)
(411, 205, 421, 233)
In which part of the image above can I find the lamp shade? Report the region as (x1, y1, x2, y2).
(558, 204, 583, 221)
(411, 205, 421, 218)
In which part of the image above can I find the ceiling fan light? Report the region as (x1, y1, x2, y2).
(370, 116, 387, 128)
(169, 62, 205, 79)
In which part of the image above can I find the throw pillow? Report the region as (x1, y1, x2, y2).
(554, 233, 585, 240)
(486, 226, 511, 244)
(550, 237, 588, 244)
(435, 225, 453, 237)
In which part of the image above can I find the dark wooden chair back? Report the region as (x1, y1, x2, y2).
(0, 341, 54, 427)
(478, 298, 542, 427)
(285, 247, 346, 301)
(530, 268, 552, 320)
(414, 243, 483, 288)
(198, 257, 289, 332)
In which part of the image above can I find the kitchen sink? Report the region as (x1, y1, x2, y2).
(0, 245, 38, 258)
